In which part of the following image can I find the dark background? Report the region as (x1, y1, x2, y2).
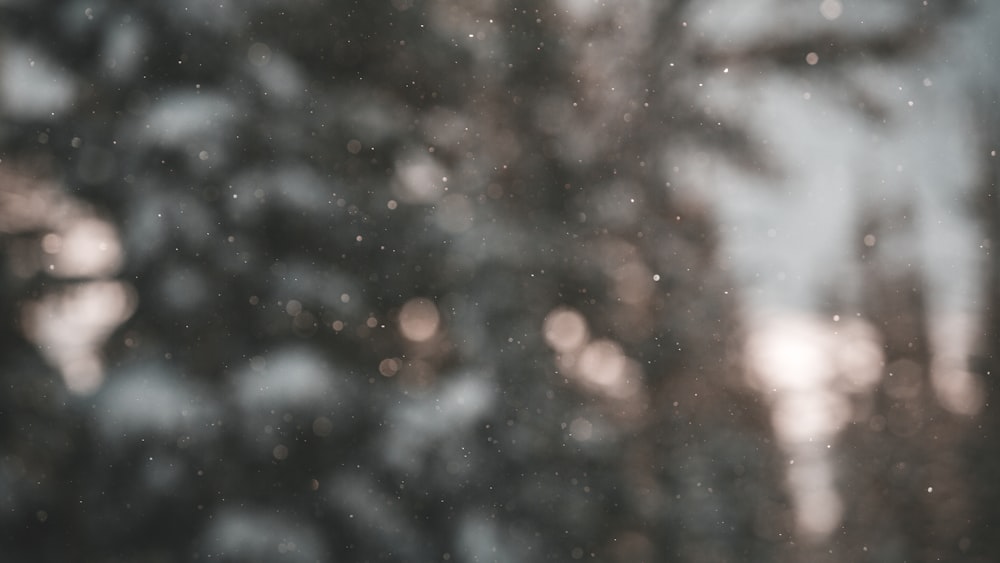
(1, 1, 998, 561)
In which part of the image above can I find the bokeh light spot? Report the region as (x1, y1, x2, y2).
(398, 298, 441, 342)
(312, 416, 333, 437)
(542, 307, 588, 353)
(379, 357, 401, 377)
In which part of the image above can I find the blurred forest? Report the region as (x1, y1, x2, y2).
(0, 1, 998, 562)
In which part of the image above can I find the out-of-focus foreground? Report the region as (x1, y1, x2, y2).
(1, 1, 998, 561)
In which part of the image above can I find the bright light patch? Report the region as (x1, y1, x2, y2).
(792, 474, 844, 540)
(931, 363, 985, 416)
(3, 167, 136, 395)
(577, 339, 627, 389)
(22, 280, 137, 394)
(744, 314, 883, 543)
(542, 307, 588, 353)
(575, 339, 644, 400)
(745, 316, 837, 392)
(928, 315, 986, 415)
(770, 389, 849, 443)
(393, 156, 447, 204)
(398, 297, 441, 342)
(834, 320, 884, 391)
(819, 0, 843, 21)
(542, 306, 644, 403)
(47, 217, 124, 278)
